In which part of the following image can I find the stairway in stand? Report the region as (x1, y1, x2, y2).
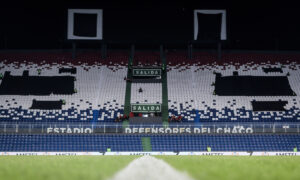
(141, 137, 152, 151)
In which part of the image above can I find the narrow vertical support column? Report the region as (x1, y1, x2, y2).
(101, 43, 107, 59)
(123, 55, 134, 128)
(161, 55, 169, 126)
(217, 41, 222, 60)
(160, 44, 164, 60)
(72, 42, 76, 59)
(130, 44, 135, 59)
(187, 43, 190, 59)
(188, 43, 193, 59)
(105, 43, 108, 58)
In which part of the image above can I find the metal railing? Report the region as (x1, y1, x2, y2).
(0, 122, 299, 134)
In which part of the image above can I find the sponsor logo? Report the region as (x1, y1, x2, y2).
(47, 128, 92, 134)
(232, 152, 239, 156)
(129, 152, 152, 155)
(131, 104, 161, 113)
(133, 69, 161, 77)
(201, 153, 224, 156)
(16, 153, 38, 156)
(55, 153, 77, 156)
(275, 153, 297, 156)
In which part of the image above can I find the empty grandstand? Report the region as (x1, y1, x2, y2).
(0, 1, 299, 158)
(0, 51, 300, 153)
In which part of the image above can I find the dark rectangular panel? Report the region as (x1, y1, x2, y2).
(262, 67, 283, 73)
(30, 100, 63, 110)
(252, 101, 288, 111)
(197, 13, 222, 41)
(215, 74, 295, 96)
(59, 67, 77, 74)
(0, 71, 75, 95)
(73, 13, 97, 37)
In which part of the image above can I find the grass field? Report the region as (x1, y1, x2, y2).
(0, 156, 300, 180)
(0, 156, 137, 180)
(158, 156, 300, 180)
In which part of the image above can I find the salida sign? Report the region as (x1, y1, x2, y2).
(132, 69, 161, 77)
(131, 104, 161, 113)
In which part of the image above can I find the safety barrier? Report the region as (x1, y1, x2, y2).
(0, 122, 299, 134)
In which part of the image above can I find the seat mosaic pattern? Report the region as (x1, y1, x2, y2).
(167, 52, 300, 123)
(0, 52, 128, 123)
(1, 52, 300, 123)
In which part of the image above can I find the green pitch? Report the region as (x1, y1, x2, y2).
(158, 156, 300, 180)
(0, 156, 137, 180)
(1, 156, 300, 180)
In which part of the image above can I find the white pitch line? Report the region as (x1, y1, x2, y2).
(110, 156, 194, 180)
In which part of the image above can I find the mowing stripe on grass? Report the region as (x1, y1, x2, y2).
(110, 156, 193, 180)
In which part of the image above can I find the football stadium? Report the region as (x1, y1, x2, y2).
(1, 1, 300, 180)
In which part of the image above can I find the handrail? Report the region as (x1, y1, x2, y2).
(0, 122, 299, 134)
